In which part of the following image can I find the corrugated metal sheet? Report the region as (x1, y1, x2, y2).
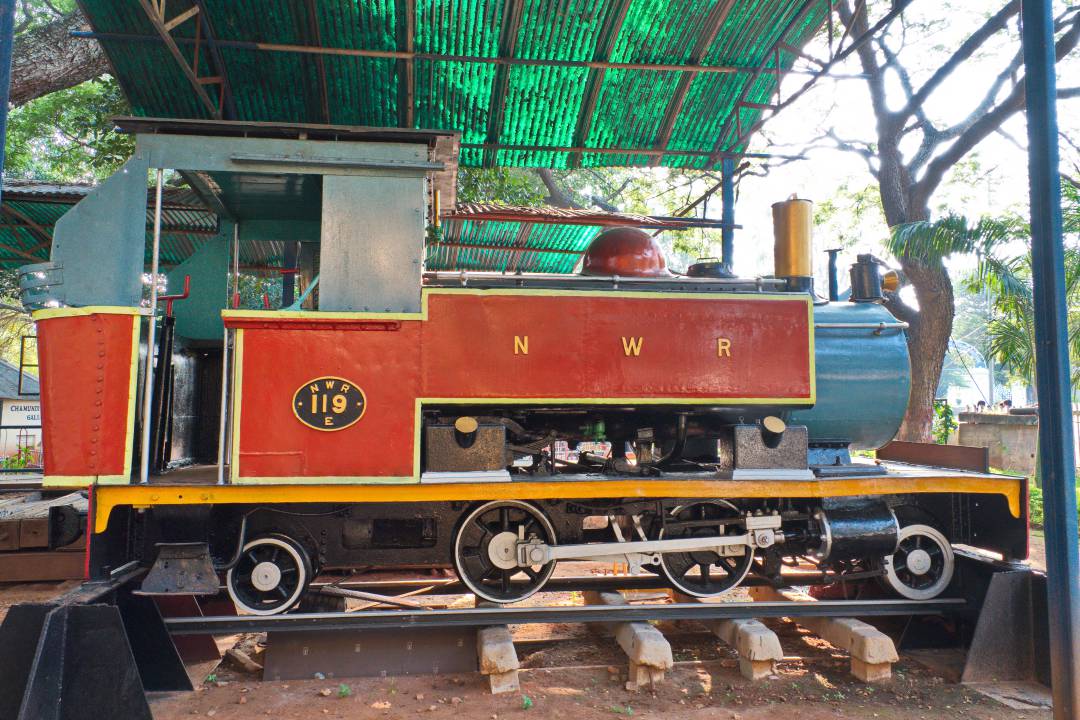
(431, 217, 597, 273)
(0, 184, 280, 271)
(78, 0, 830, 168)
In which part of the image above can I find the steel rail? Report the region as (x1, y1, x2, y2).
(307, 571, 856, 596)
(165, 598, 966, 635)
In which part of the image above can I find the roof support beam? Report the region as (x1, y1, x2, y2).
(461, 141, 802, 161)
(715, 0, 910, 159)
(504, 222, 534, 272)
(302, 0, 330, 123)
(0, 204, 52, 257)
(191, 0, 237, 119)
(482, 0, 525, 168)
(74, 31, 758, 75)
(395, 0, 416, 128)
(649, 0, 736, 167)
(179, 170, 236, 221)
(705, 0, 819, 166)
(136, 0, 223, 119)
(570, 0, 633, 168)
(430, 240, 581, 255)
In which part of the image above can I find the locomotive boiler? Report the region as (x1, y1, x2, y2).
(22, 120, 1026, 614)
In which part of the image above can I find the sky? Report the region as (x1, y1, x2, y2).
(694, 0, 1080, 284)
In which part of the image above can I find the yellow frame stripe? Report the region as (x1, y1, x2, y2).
(228, 288, 815, 483)
(230, 328, 245, 485)
(92, 475, 1023, 533)
(33, 306, 148, 321)
(222, 287, 814, 323)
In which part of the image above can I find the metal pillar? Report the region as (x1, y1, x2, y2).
(139, 170, 165, 484)
(721, 157, 735, 269)
(282, 241, 298, 307)
(0, 0, 16, 206)
(1020, 1, 1080, 716)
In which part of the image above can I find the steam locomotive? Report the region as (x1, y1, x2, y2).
(24, 121, 1026, 614)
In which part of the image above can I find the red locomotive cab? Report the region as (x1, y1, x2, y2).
(579, 227, 671, 277)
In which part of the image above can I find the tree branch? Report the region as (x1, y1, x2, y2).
(10, 10, 109, 106)
(912, 11, 1080, 206)
(898, 0, 1021, 121)
(838, 0, 892, 124)
(534, 169, 582, 209)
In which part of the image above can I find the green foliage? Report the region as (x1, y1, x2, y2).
(5, 76, 134, 182)
(932, 400, 957, 445)
(236, 274, 283, 310)
(337, 683, 351, 698)
(15, 0, 77, 33)
(457, 168, 546, 206)
(813, 182, 886, 249)
(521, 695, 534, 710)
(1, 446, 36, 470)
(1027, 477, 1080, 530)
(892, 184, 1080, 390)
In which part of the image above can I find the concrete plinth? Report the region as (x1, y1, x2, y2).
(476, 626, 520, 694)
(674, 593, 782, 680)
(583, 591, 673, 689)
(749, 586, 897, 682)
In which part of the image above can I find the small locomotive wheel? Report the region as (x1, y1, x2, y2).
(882, 523, 955, 600)
(659, 500, 753, 597)
(453, 500, 557, 604)
(226, 535, 312, 615)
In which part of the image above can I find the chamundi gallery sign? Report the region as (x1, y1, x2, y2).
(1, 399, 40, 428)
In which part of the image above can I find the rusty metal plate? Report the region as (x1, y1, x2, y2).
(263, 627, 478, 681)
(877, 441, 991, 474)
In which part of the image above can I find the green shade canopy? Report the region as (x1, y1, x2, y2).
(79, 0, 829, 169)
(0, 182, 281, 271)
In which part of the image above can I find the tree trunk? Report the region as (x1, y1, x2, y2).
(896, 258, 955, 442)
(10, 11, 109, 107)
(877, 173, 955, 444)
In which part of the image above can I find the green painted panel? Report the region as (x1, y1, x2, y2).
(167, 222, 232, 341)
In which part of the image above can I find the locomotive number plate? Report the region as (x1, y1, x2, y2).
(292, 377, 366, 431)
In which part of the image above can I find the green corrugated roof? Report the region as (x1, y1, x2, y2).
(430, 219, 597, 273)
(78, 0, 829, 169)
(0, 183, 281, 271)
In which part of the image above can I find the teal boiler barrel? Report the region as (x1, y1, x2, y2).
(790, 302, 911, 450)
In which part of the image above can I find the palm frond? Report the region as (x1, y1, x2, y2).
(888, 214, 1021, 263)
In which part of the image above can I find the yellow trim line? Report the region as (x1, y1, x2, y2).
(222, 287, 813, 323)
(32, 306, 148, 321)
(92, 475, 1023, 533)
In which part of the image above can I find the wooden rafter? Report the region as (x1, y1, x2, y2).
(570, 0, 633, 168)
(0, 205, 52, 254)
(136, 0, 222, 119)
(395, 0, 416, 128)
(302, 0, 331, 123)
(430, 239, 581, 256)
(649, 0, 737, 167)
(80, 30, 760, 74)
(482, 0, 526, 168)
(505, 222, 534, 272)
(191, 0, 237, 119)
(460, 141, 800, 161)
(705, 0, 819, 166)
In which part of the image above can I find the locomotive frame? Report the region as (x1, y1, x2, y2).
(22, 118, 1028, 615)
